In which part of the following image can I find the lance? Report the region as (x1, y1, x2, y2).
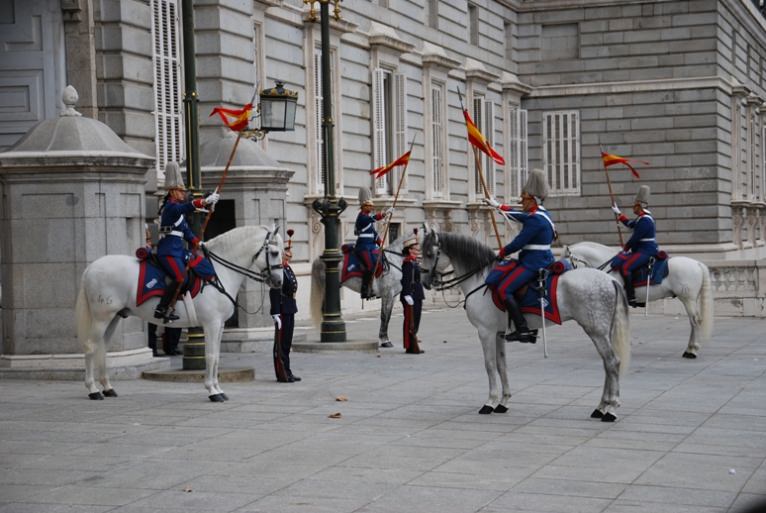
(600, 145, 625, 247)
(457, 87, 503, 250)
(370, 133, 418, 291)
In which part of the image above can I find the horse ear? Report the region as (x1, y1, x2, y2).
(273, 224, 280, 235)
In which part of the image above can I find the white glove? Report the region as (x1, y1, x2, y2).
(272, 314, 281, 330)
(384, 207, 394, 217)
(404, 295, 414, 306)
(205, 192, 220, 206)
(611, 203, 621, 216)
(483, 197, 501, 209)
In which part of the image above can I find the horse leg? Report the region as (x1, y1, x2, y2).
(204, 322, 226, 402)
(84, 321, 110, 400)
(587, 331, 621, 422)
(478, 328, 500, 414)
(493, 332, 511, 413)
(378, 293, 394, 348)
(679, 296, 700, 359)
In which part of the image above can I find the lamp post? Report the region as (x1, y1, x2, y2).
(310, 0, 347, 342)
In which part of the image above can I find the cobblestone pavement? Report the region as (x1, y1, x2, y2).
(0, 308, 765, 513)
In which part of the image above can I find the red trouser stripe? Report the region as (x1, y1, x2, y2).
(497, 266, 526, 298)
(621, 252, 643, 277)
(403, 304, 413, 351)
(165, 256, 186, 281)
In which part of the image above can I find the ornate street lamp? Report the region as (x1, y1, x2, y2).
(308, 0, 348, 342)
(259, 82, 298, 132)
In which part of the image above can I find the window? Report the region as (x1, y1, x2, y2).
(508, 106, 528, 199)
(542, 111, 580, 196)
(372, 68, 407, 195)
(504, 21, 513, 62)
(426, 0, 438, 29)
(473, 96, 496, 195)
(150, 0, 184, 178)
(468, 3, 479, 46)
(310, 46, 338, 195)
(541, 24, 578, 61)
(430, 82, 446, 197)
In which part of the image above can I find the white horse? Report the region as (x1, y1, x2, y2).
(420, 227, 631, 422)
(310, 237, 405, 346)
(76, 225, 283, 402)
(564, 241, 713, 359)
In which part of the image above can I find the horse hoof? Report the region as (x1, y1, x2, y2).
(590, 409, 604, 419)
(102, 389, 118, 398)
(88, 392, 104, 400)
(682, 351, 697, 359)
(478, 405, 494, 415)
(380, 341, 393, 348)
(601, 412, 617, 423)
(493, 404, 509, 414)
(209, 394, 225, 402)
(220, 393, 229, 401)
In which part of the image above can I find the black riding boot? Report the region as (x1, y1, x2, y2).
(361, 272, 372, 299)
(154, 283, 180, 322)
(505, 296, 535, 343)
(623, 276, 638, 307)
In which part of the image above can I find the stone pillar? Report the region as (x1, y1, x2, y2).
(0, 86, 157, 375)
(199, 130, 295, 349)
(61, 0, 98, 119)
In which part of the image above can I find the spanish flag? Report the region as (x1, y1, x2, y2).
(463, 109, 504, 166)
(210, 103, 253, 132)
(371, 150, 411, 179)
(601, 151, 647, 179)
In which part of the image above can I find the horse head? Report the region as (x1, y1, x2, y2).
(420, 227, 448, 290)
(254, 228, 283, 288)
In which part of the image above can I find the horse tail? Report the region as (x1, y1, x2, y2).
(310, 257, 325, 328)
(611, 279, 631, 376)
(698, 262, 714, 344)
(76, 269, 95, 354)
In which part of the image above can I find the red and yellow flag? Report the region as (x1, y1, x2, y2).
(601, 151, 648, 179)
(210, 103, 253, 132)
(463, 109, 504, 166)
(371, 150, 411, 179)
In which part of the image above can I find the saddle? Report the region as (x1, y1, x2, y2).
(488, 260, 571, 325)
(134, 247, 206, 306)
(629, 252, 669, 288)
(340, 243, 386, 283)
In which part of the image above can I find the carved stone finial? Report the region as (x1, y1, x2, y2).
(61, 85, 82, 117)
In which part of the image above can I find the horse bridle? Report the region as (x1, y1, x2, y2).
(421, 234, 481, 291)
(207, 229, 282, 287)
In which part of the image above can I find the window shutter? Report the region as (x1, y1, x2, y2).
(314, 49, 324, 194)
(472, 97, 484, 196)
(150, 0, 184, 179)
(372, 68, 387, 194)
(485, 101, 496, 194)
(431, 85, 443, 196)
(394, 73, 407, 190)
(508, 106, 528, 199)
(543, 111, 579, 196)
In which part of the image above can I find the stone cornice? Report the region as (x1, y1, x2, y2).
(421, 42, 461, 71)
(528, 76, 735, 98)
(465, 58, 499, 84)
(500, 72, 532, 96)
(511, 0, 663, 12)
(368, 22, 415, 55)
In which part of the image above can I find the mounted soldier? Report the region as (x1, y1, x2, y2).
(483, 169, 556, 343)
(154, 162, 220, 322)
(354, 187, 392, 299)
(610, 185, 659, 307)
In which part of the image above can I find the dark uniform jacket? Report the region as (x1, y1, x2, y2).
(400, 255, 425, 302)
(270, 264, 298, 315)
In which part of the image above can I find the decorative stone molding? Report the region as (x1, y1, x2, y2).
(465, 58, 499, 84)
(421, 42, 461, 71)
(368, 22, 415, 55)
(423, 200, 462, 233)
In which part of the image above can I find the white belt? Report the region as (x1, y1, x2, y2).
(639, 238, 655, 242)
(358, 233, 375, 238)
(162, 230, 184, 238)
(523, 244, 551, 251)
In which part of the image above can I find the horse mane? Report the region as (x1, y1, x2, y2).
(205, 225, 269, 254)
(572, 240, 610, 251)
(429, 231, 497, 270)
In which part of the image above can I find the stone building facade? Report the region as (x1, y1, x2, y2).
(2, 0, 766, 319)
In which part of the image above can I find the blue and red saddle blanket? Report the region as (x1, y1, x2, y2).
(629, 258, 669, 288)
(135, 248, 216, 306)
(340, 243, 384, 283)
(488, 260, 572, 325)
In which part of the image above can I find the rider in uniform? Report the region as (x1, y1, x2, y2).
(610, 185, 659, 307)
(484, 169, 556, 343)
(354, 191, 392, 299)
(154, 162, 219, 322)
(400, 229, 425, 354)
(270, 230, 300, 383)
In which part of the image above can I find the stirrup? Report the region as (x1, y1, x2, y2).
(505, 329, 535, 343)
(154, 307, 179, 322)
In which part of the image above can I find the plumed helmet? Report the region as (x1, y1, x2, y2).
(285, 228, 294, 251)
(634, 185, 650, 206)
(358, 186, 374, 208)
(522, 168, 549, 201)
(163, 162, 186, 191)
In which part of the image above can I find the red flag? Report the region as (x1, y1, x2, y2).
(463, 109, 504, 166)
(601, 151, 648, 179)
(210, 103, 253, 132)
(371, 150, 411, 179)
